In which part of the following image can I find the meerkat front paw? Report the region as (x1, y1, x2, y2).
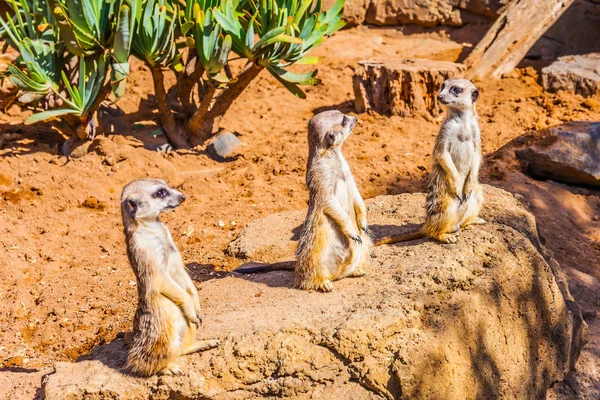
(359, 217, 369, 235)
(317, 280, 334, 292)
(462, 190, 472, 203)
(187, 314, 200, 329)
(194, 302, 202, 322)
(349, 234, 362, 245)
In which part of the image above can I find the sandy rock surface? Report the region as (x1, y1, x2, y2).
(325, 0, 508, 27)
(516, 122, 600, 188)
(40, 185, 585, 399)
(542, 53, 600, 97)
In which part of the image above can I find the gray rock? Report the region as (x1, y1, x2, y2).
(516, 122, 600, 187)
(541, 53, 600, 96)
(61, 137, 91, 158)
(42, 186, 585, 400)
(206, 132, 243, 161)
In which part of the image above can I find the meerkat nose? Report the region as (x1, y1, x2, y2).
(179, 194, 186, 203)
(437, 94, 444, 102)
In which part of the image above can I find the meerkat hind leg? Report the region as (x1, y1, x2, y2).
(341, 242, 365, 278)
(437, 233, 458, 244)
(448, 224, 461, 234)
(459, 191, 485, 229)
(158, 363, 183, 376)
(181, 339, 220, 355)
(351, 242, 371, 278)
(462, 217, 486, 229)
(316, 279, 334, 292)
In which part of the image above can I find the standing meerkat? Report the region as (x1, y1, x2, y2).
(377, 78, 486, 245)
(295, 110, 372, 291)
(120, 178, 219, 377)
(236, 111, 372, 292)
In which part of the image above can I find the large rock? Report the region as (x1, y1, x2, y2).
(541, 53, 600, 97)
(42, 186, 585, 399)
(515, 122, 600, 187)
(353, 58, 465, 118)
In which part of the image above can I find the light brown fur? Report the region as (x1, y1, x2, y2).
(120, 178, 218, 377)
(294, 110, 372, 292)
(233, 111, 372, 290)
(377, 78, 485, 245)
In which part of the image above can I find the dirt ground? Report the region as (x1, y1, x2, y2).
(0, 26, 599, 397)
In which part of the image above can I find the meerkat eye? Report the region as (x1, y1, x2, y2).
(153, 188, 168, 199)
(440, 82, 446, 91)
(450, 86, 463, 95)
(341, 116, 348, 128)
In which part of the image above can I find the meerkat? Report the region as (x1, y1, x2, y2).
(120, 178, 219, 377)
(236, 111, 372, 292)
(377, 78, 486, 245)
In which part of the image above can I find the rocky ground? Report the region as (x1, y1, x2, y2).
(0, 25, 599, 399)
(27, 187, 588, 399)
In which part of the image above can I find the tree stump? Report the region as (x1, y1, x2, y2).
(353, 58, 466, 118)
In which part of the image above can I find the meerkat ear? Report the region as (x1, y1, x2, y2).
(471, 88, 480, 103)
(124, 198, 139, 217)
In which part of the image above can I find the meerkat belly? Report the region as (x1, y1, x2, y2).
(334, 179, 351, 212)
(450, 139, 474, 179)
(323, 179, 352, 274)
(166, 249, 188, 288)
(156, 289, 187, 347)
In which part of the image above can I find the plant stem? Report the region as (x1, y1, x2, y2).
(187, 62, 263, 143)
(150, 66, 189, 149)
(76, 83, 112, 139)
(178, 55, 205, 117)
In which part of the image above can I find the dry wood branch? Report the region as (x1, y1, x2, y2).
(150, 66, 189, 149)
(187, 62, 263, 144)
(465, 0, 575, 80)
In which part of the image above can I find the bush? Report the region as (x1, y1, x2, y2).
(0, 0, 345, 148)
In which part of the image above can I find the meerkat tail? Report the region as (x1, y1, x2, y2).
(375, 230, 424, 246)
(233, 260, 295, 274)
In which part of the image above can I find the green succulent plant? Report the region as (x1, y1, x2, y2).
(0, 0, 62, 103)
(214, 0, 345, 98)
(184, 0, 232, 82)
(0, 0, 138, 137)
(131, 0, 181, 69)
(25, 54, 110, 127)
(0, 0, 345, 146)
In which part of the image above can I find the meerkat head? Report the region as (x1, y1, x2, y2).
(437, 78, 479, 111)
(308, 110, 357, 151)
(121, 178, 186, 222)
